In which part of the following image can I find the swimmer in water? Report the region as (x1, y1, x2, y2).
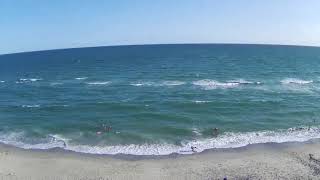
(105, 125, 112, 132)
(191, 146, 197, 152)
(212, 128, 219, 137)
(97, 123, 112, 135)
(102, 124, 112, 132)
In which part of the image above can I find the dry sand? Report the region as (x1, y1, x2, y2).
(1, 140, 320, 180)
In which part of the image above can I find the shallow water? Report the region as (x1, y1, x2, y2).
(0, 44, 320, 155)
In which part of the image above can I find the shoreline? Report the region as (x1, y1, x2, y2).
(1, 140, 320, 179)
(2, 125, 320, 157)
(1, 138, 320, 161)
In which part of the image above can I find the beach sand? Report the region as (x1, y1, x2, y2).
(1, 140, 320, 180)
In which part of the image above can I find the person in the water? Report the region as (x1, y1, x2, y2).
(104, 124, 112, 132)
(212, 128, 219, 137)
(191, 146, 197, 152)
(97, 123, 112, 135)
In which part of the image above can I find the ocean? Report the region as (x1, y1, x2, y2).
(0, 44, 320, 155)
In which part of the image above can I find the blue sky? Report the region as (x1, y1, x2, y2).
(1, 0, 320, 54)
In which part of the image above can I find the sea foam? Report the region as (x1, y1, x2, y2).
(130, 82, 154, 87)
(21, 105, 40, 108)
(1, 126, 320, 156)
(227, 79, 261, 85)
(192, 79, 240, 89)
(19, 78, 43, 82)
(159, 81, 186, 86)
(86, 81, 111, 85)
(75, 77, 88, 80)
(192, 100, 211, 104)
(130, 80, 185, 87)
(281, 78, 313, 85)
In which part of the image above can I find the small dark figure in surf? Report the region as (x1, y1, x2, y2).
(309, 154, 314, 160)
(309, 118, 317, 131)
(212, 128, 219, 137)
(103, 124, 112, 132)
(191, 146, 197, 152)
(97, 123, 112, 135)
(309, 153, 320, 164)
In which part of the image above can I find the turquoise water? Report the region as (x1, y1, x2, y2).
(0, 44, 320, 155)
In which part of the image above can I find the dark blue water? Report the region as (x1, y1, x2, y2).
(0, 44, 320, 155)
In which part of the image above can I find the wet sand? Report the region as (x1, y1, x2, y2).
(1, 140, 320, 180)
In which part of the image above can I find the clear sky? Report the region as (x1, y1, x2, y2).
(1, 0, 320, 54)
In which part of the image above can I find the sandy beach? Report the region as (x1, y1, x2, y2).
(1, 140, 320, 180)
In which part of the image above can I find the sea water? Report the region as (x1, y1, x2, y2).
(0, 44, 320, 155)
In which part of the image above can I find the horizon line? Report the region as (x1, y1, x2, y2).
(1, 42, 320, 56)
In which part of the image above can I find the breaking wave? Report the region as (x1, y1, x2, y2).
(192, 79, 262, 90)
(75, 77, 88, 80)
(227, 79, 261, 85)
(192, 79, 240, 89)
(19, 78, 43, 82)
(1, 126, 320, 156)
(281, 78, 313, 85)
(86, 81, 111, 85)
(21, 105, 41, 108)
(192, 100, 211, 104)
(130, 80, 185, 87)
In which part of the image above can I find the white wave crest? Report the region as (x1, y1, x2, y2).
(1, 127, 320, 156)
(192, 100, 211, 104)
(192, 79, 240, 89)
(281, 78, 313, 85)
(19, 78, 42, 82)
(160, 81, 186, 86)
(0, 80, 5, 83)
(130, 81, 185, 87)
(30, 78, 42, 82)
(227, 79, 261, 85)
(75, 77, 88, 80)
(130, 82, 154, 87)
(22, 105, 40, 108)
(191, 128, 202, 136)
(86, 81, 110, 85)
